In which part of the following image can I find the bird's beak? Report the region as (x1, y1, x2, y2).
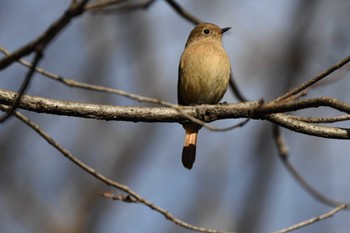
(221, 27, 231, 34)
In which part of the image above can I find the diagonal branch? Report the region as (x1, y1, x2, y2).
(0, 104, 237, 233)
(274, 53, 350, 102)
(165, 0, 201, 25)
(0, 0, 90, 70)
(0, 51, 42, 122)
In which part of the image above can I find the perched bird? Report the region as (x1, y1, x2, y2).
(178, 23, 231, 170)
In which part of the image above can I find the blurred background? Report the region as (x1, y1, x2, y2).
(1, 0, 350, 232)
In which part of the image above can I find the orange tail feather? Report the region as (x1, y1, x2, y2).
(182, 128, 198, 170)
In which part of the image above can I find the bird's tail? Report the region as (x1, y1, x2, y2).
(182, 126, 198, 170)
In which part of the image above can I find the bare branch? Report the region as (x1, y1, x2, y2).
(229, 73, 249, 102)
(274, 204, 347, 233)
(288, 114, 350, 124)
(2, 89, 350, 138)
(0, 104, 238, 233)
(0, 87, 256, 122)
(266, 114, 350, 139)
(271, 125, 289, 158)
(274, 53, 350, 102)
(212, 118, 250, 132)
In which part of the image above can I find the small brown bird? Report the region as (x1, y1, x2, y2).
(178, 23, 231, 170)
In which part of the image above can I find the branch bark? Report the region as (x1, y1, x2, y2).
(1, 88, 350, 139)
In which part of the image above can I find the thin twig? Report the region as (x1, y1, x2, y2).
(90, 0, 156, 13)
(274, 204, 347, 233)
(271, 125, 289, 158)
(165, 0, 201, 25)
(0, 104, 237, 233)
(274, 53, 350, 102)
(0, 51, 42, 122)
(210, 119, 250, 132)
(229, 73, 248, 102)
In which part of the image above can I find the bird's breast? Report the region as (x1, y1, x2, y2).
(178, 42, 231, 105)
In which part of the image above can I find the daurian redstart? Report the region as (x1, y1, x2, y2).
(178, 23, 231, 170)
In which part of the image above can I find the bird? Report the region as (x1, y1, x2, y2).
(178, 23, 231, 170)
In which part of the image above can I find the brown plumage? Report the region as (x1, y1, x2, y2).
(178, 23, 231, 170)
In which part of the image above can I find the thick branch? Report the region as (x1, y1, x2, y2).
(0, 88, 259, 122)
(1, 89, 350, 139)
(2, 88, 350, 119)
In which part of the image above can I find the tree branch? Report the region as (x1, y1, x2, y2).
(274, 53, 350, 102)
(267, 114, 350, 139)
(274, 204, 347, 233)
(1, 88, 350, 139)
(165, 0, 201, 25)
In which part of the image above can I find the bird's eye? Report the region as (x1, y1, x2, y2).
(203, 29, 210, 35)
